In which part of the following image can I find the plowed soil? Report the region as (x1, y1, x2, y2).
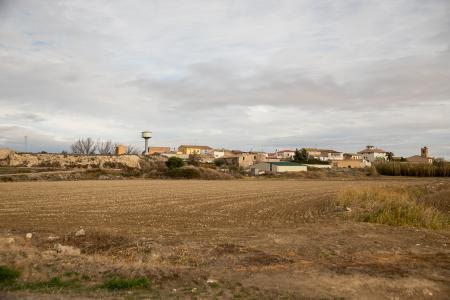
(1, 179, 449, 299)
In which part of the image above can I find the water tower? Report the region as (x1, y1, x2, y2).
(141, 131, 152, 155)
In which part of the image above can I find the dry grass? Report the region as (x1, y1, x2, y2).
(337, 185, 450, 229)
(375, 162, 450, 177)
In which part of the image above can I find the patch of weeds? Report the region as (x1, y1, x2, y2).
(25, 277, 81, 290)
(336, 187, 450, 229)
(208, 281, 220, 289)
(63, 271, 79, 277)
(0, 266, 20, 283)
(319, 249, 336, 260)
(101, 277, 150, 290)
(3, 276, 82, 292)
(81, 274, 91, 281)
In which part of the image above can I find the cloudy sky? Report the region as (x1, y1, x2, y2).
(1, 0, 449, 157)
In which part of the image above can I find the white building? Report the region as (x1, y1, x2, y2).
(323, 150, 344, 161)
(250, 162, 307, 174)
(276, 150, 296, 160)
(305, 148, 344, 161)
(358, 146, 387, 162)
(213, 150, 225, 159)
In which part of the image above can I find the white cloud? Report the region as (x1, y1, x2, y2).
(0, 0, 449, 157)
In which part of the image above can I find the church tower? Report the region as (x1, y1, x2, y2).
(421, 146, 428, 158)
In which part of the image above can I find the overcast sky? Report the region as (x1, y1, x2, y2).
(0, 0, 449, 157)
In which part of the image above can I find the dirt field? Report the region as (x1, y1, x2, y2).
(1, 179, 449, 299)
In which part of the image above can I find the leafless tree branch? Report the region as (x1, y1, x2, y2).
(71, 138, 97, 155)
(97, 140, 113, 155)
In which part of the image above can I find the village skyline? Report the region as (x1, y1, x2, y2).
(1, 133, 448, 160)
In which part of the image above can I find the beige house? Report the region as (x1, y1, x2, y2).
(305, 148, 344, 161)
(343, 153, 363, 160)
(276, 150, 296, 160)
(358, 146, 387, 162)
(406, 147, 433, 164)
(406, 155, 433, 164)
(222, 152, 267, 169)
(178, 145, 213, 155)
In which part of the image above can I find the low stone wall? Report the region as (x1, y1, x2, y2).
(332, 160, 367, 169)
(0, 149, 141, 169)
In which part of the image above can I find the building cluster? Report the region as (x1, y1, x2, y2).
(116, 143, 434, 175)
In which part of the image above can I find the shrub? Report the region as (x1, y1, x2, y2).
(165, 156, 185, 169)
(214, 158, 225, 167)
(17, 277, 81, 290)
(0, 266, 20, 283)
(101, 277, 150, 290)
(336, 187, 449, 229)
(166, 166, 233, 179)
(37, 277, 79, 288)
(166, 166, 201, 179)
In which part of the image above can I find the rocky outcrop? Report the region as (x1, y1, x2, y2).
(0, 148, 14, 166)
(2, 152, 141, 169)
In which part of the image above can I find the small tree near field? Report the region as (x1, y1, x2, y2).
(214, 158, 225, 167)
(166, 156, 184, 169)
(97, 140, 113, 155)
(386, 152, 394, 161)
(294, 148, 308, 162)
(71, 138, 97, 155)
(126, 145, 139, 155)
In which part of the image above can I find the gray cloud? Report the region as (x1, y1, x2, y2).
(0, 0, 449, 157)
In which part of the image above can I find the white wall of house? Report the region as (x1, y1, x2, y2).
(250, 163, 307, 173)
(273, 165, 307, 173)
(328, 152, 344, 160)
(277, 151, 295, 160)
(362, 152, 387, 162)
(213, 151, 225, 158)
(304, 164, 332, 169)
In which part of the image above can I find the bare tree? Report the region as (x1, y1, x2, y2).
(97, 140, 113, 155)
(71, 138, 97, 155)
(126, 145, 139, 155)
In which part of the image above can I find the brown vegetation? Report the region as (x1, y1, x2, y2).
(375, 161, 450, 177)
(336, 185, 450, 229)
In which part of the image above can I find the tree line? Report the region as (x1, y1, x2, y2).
(71, 138, 139, 155)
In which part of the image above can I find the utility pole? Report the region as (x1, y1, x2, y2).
(24, 136, 28, 152)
